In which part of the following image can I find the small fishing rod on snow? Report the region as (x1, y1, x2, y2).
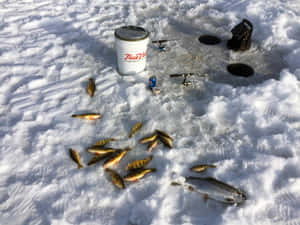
(152, 39, 178, 52)
(169, 72, 195, 86)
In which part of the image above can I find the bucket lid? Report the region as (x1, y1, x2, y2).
(115, 26, 149, 41)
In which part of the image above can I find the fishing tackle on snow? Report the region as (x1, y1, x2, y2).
(152, 39, 177, 52)
(169, 73, 195, 86)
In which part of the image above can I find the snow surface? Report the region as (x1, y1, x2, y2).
(1, 0, 300, 225)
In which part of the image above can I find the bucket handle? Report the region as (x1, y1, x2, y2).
(242, 19, 253, 32)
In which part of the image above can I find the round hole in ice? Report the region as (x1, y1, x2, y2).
(198, 35, 221, 45)
(227, 63, 254, 77)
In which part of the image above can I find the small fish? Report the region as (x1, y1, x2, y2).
(102, 147, 131, 168)
(93, 138, 116, 147)
(147, 139, 159, 152)
(155, 129, 173, 141)
(190, 164, 217, 173)
(126, 155, 153, 171)
(158, 135, 173, 148)
(129, 122, 143, 138)
(170, 181, 181, 186)
(87, 147, 118, 155)
(87, 78, 96, 97)
(87, 154, 112, 166)
(139, 133, 158, 144)
(71, 113, 102, 120)
(123, 168, 156, 182)
(105, 168, 125, 189)
(69, 148, 84, 169)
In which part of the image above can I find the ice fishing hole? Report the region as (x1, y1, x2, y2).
(198, 35, 221, 45)
(227, 63, 254, 77)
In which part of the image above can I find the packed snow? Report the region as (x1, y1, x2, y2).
(1, 0, 300, 225)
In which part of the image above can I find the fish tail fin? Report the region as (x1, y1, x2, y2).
(150, 168, 157, 172)
(78, 164, 84, 169)
(71, 115, 77, 118)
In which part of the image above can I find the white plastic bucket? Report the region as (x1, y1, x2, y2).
(115, 26, 150, 75)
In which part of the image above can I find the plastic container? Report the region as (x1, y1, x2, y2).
(115, 26, 150, 75)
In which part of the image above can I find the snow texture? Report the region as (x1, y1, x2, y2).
(1, 0, 300, 225)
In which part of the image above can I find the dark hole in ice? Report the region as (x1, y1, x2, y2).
(227, 63, 254, 77)
(198, 35, 221, 45)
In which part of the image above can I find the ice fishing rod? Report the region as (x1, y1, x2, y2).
(169, 73, 195, 86)
(152, 39, 178, 51)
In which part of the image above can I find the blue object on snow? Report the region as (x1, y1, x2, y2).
(149, 76, 157, 89)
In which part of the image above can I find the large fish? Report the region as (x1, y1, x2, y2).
(105, 168, 125, 189)
(172, 176, 247, 204)
(190, 164, 217, 173)
(129, 122, 143, 138)
(139, 133, 158, 144)
(87, 153, 112, 166)
(126, 155, 153, 171)
(93, 138, 116, 147)
(69, 148, 84, 169)
(102, 147, 131, 169)
(123, 168, 156, 182)
(87, 78, 96, 97)
(71, 113, 102, 120)
(86, 147, 118, 155)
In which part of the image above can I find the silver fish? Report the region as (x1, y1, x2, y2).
(173, 177, 247, 204)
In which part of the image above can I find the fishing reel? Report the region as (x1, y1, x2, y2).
(169, 73, 194, 87)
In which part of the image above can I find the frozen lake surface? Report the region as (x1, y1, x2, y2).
(1, 0, 300, 225)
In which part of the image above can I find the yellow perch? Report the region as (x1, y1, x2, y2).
(87, 78, 96, 97)
(87, 154, 111, 166)
(190, 164, 217, 173)
(71, 113, 102, 120)
(139, 133, 158, 144)
(123, 168, 156, 182)
(93, 138, 116, 147)
(102, 147, 131, 168)
(156, 129, 173, 141)
(69, 148, 84, 169)
(129, 122, 143, 138)
(147, 139, 159, 152)
(126, 155, 153, 171)
(87, 147, 118, 155)
(158, 135, 173, 148)
(105, 168, 125, 189)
